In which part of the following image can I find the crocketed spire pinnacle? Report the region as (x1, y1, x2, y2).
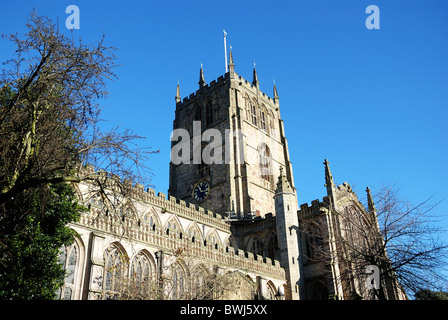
(276, 166, 293, 194)
(199, 64, 206, 88)
(324, 159, 334, 188)
(273, 83, 279, 103)
(252, 63, 259, 88)
(175, 82, 181, 103)
(229, 50, 234, 67)
(366, 187, 376, 214)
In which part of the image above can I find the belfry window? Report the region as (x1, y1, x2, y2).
(194, 104, 202, 121)
(198, 161, 210, 177)
(205, 101, 213, 127)
(251, 103, 257, 126)
(260, 110, 266, 131)
(259, 144, 272, 182)
(198, 143, 210, 177)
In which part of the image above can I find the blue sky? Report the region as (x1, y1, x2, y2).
(1, 1, 447, 226)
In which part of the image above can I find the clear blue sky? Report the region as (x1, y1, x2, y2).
(1, 1, 447, 224)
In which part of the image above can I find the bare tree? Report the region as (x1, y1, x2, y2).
(372, 185, 448, 297)
(101, 246, 244, 300)
(0, 10, 157, 211)
(300, 184, 448, 299)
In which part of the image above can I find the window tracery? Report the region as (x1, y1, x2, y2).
(56, 242, 79, 300)
(259, 144, 273, 186)
(130, 252, 154, 297)
(171, 263, 187, 300)
(205, 100, 213, 127)
(103, 244, 127, 299)
(251, 102, 258, 126)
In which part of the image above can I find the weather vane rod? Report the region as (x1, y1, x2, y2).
(223, 29, 228, 73)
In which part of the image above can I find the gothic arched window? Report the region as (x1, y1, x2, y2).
(103, 245, 127, 299)
(206, 231, 220, 249)
(250, 236, 264, 259)
(259, 144, 272, 183)
(244, 95, 250, 120)
(191, 266, 208, 299)
(214, 95, 221, 121)
(304, 220, 325, 262)
(166, 217, 182, 238)
(227, 235, 238, 253)
(187, 224, 201, 243)
(56, 242, 79, 300)
(269, 110, 275, 133)
(171, 263, 187, 299)
(130, 252, 154, 297)
(250, 99, 258, 127)
(197, 142, 210, 177)
(194, 104, 202, 122)
(205, 100, 213, 127)
(266, 232, 279, 262)
(260, 110, 266, 131)
(142, 210, 159, 232)
(251, 103, 258, 126)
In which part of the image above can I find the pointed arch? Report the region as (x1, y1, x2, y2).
(213, 93, 221, 122)
(250, 98, 258, 126)
(165, 215, 183, 237)
(269, 109, 276, 131)
(258, 143, 273, 187)
(56, 234, 85, 300)
(260, 104, 268, 132)
(266, 280, 278, 300)
(205, 97, 213, 127)
(264, 231, 279, 261)
(218, 271, 257, 299)
(118, 200, 138, 224)
(205, 228, 221, 248)
(225, 235, 239, 253)
(243, 93, 250, 120)
(186, 221, 203, 243)
(103, 242, 128, 299)
(130, 249, 156, 277)
(190, 264, 210, 299)
(247, 234, 264, 258)
(129, 250, 157, 297)
(170, 260, 190, 300)
(141, 207, 161, 231)
(193, 103, 202, 122)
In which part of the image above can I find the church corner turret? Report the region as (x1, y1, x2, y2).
(274, 167, 303, 300)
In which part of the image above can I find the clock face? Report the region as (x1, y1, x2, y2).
(192, 180, 210, 203)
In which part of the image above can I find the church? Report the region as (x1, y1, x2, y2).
(59, 50, 406, 300)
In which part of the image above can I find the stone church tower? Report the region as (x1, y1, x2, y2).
(58, 49, 406, 300)
(169, 52, 303, 299)
(166, 51, 406, 300)
(169, 51, 295, 219)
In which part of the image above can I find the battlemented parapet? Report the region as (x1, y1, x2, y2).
(73, 178, 285, 281)
(175, 71, 278, 111)
(177, 74, 229, 107)
(128, 183, 230, 233)
(298, 196, 330, 220)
